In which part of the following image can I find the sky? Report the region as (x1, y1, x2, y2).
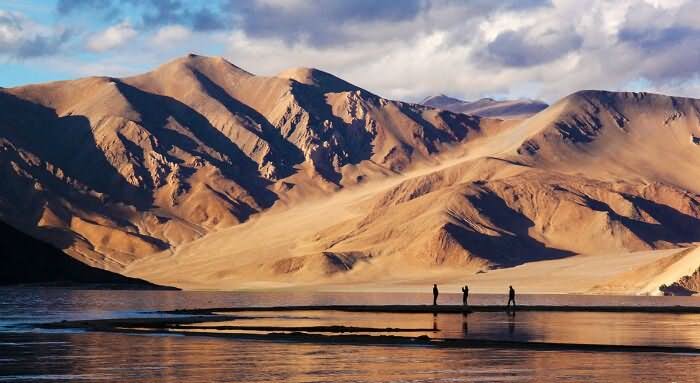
(1, 0, 700, 103)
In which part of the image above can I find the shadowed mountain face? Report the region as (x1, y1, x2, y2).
(3, 55, 700, 290)
(0, 221, 170, 287)
(422, 94, 548, 119)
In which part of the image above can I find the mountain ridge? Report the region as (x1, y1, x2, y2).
(421, 94, 548, 119)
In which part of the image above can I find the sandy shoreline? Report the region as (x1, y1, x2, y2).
(166, 304, 700, 314)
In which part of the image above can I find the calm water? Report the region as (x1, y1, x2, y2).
(191, 309, 700, 348)
(1, 288, 700, 382)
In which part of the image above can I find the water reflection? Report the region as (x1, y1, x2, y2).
(179, 309, 700, 348)
(508, 314, 516, 337)
(2, 289, 700, 382)
(1, 331, 700, 383)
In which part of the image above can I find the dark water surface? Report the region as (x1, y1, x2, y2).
(1, 289, 700, 382)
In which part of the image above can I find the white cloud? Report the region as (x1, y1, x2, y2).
(254, 0, 311, 11)
(0, 10, 69, 58)
(151, 25, 191, 45)
(0, 10, 24, 44)
(642, 0, 688, 8)
(86, 21, 136, 52)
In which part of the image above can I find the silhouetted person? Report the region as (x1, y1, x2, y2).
(432, 284, 439, 306)
(461, 285, 469, 306)
(507, 285, 516, 312)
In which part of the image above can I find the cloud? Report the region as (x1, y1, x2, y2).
(0, 11, 70, 58)
(4, 0, 700, 103)
(232, 0, 424, 46)
(139, 1, 226, 31)
(56, 0, 228, 31)
(54, 0, 549, 44)
(484, 27, 582, 67)
(612, 1, 700, 86)
(151, 25, 192, 45)
(223, 0, 552, 47)
(188, 7, 225, 31)
(86, 21, 137, 52)
(56, 0, 104, 14)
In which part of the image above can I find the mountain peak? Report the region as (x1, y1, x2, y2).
(421, 94, 463, 106)
(556, 90, 678, 112)
(276, 67, 362, 93)
(152, 54, 254, 78)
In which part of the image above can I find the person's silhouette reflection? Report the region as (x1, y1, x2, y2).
(432, 314, 438, 332)
(508, 314, 516, 337)
(462, 315, 468, 337)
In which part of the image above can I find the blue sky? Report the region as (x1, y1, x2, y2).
(2, 0, 700, 103)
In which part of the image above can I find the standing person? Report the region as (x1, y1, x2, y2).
(461, 285, 469, 307)
(507, 285, 516, 312)
(432, 284, 439, 306)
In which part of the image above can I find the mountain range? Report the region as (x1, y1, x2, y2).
(1, 54, 699, 294)
(421, 94, 548, 119)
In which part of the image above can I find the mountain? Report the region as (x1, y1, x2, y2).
(0, 54, 493, 273)
(0, 220, 170, 287)
(2, 55, 700, 293)
(421, 94, 548, 119)
(124, 90, 700, 293)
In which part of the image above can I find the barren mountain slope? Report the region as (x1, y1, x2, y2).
(510, 90, 700, 192)
(0, 54, 493, 271)
(126, 91, 700, 292)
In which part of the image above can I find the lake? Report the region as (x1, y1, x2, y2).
(1, 289, 700, 382)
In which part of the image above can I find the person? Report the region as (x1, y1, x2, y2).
(507, 285, 516, 312)
(461, 285, 469, 307)
(432, 284, 439, 306)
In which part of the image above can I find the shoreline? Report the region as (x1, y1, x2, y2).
(0, 282, 179, 291)
(165, 304, 700, 315)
